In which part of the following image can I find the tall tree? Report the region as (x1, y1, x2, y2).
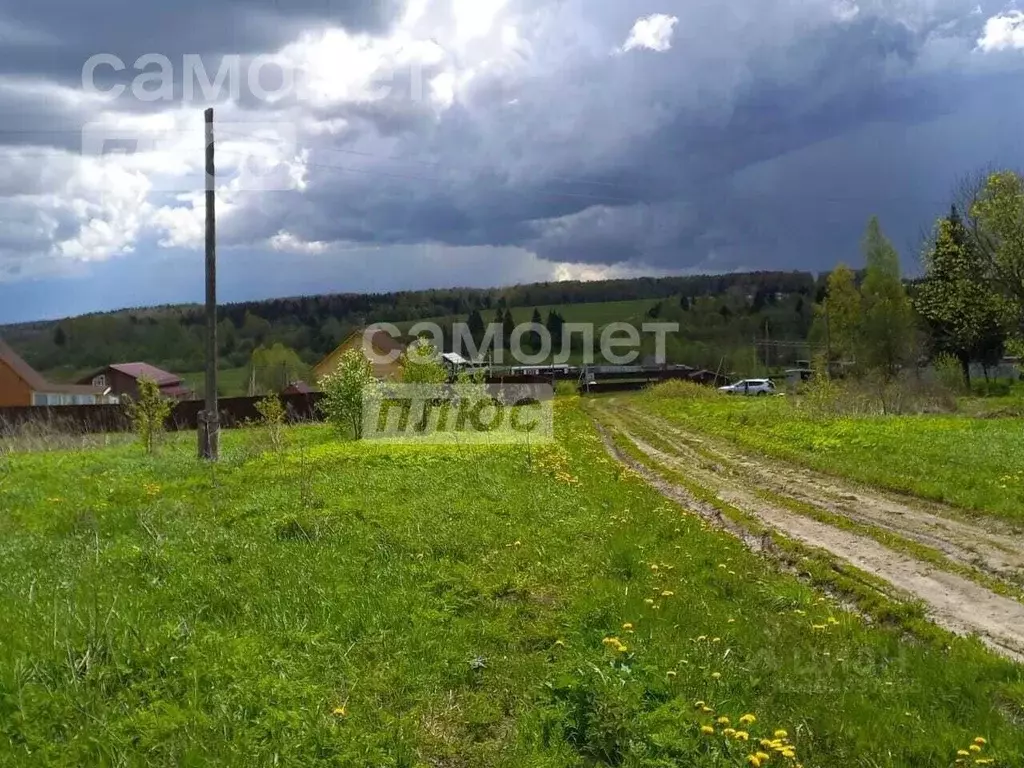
(811, 263, 860, 362)
(859, 217, 915, 379)
(466, 309, 485, 346)
(969, 171, 1024, 347)
(502, 310, 517, 351)
(914, 207, 1010, 384)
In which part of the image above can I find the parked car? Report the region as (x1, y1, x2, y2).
(718, 378, 776, 396)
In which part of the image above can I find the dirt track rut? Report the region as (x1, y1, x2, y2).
(589, 400, 1024, 661)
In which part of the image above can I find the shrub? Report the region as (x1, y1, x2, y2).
(254, 394, 286, 452)
(554, 380, 579, 397)
(645, 380, 715, 399)
(317, 350, 381, 439)
(123, 377, 171, 454)
(401, 339, 449, 384)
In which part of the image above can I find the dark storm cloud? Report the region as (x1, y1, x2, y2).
(6, 0, 1024, 309)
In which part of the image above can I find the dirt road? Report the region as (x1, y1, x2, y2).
(588, 399, 1024, 661)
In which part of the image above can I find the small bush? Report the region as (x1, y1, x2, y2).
(124, 377, 171, 454)
(554, 380, 579, 397)
(318, 349, 382, 439)
(254, 394, 286, 452)
(645, 380, 715, 399)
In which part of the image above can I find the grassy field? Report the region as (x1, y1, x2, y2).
(636, 387, 1024, 527)
(0, 403, 1022, 766)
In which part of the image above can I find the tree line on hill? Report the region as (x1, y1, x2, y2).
(3, 272, 825, 382)
(5, 169, 1024, 390)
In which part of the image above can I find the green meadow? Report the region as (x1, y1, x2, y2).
(0, 402, 1021, 766)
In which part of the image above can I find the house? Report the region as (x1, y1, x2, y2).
(312, 327, 408, 382)
(0, 337, 112, 407)
(78, 363, 193, 401)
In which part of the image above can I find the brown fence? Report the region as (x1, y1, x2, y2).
(0, 393, 325, 435)
(0, 368, 724, 436)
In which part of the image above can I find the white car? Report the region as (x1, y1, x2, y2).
(719, 378, 777, 396)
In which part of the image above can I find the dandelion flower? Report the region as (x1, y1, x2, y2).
(717, 716, 731, 725)
(711, 671, 722, 679)
(651, 564, 660, 572)
(957, 750, 971, 757)
(723, 728, 737, 737)
(700, 725, 715, 735)
(969, 745, 982, 753)
(774, 730, 788, 739)
(332, 706, 347, 717)
(661, 590, 674, 597)
(622, 622, 634, 631)
(756, 752, 771, 761)
(781, 748, 796, 759)
(735, 730, 750, 741)
(974, 760, 994, 766)
(701, 706, 714, 714)
(740, 714, 757, 725)
(974, 737, 987, 746)
(747, 756, 762, 767)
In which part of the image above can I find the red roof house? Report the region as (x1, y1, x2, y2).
(78, 363, 193, 401)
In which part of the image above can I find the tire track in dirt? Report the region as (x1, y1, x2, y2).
(621, 405, 1024, 587)
(589, 402, 1024, 661)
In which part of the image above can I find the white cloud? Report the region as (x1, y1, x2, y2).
(268, 230, 330, 254)
(833, 1, 860, 23)
(977, 11, 1024, 52)
(620, 13, 679, 54)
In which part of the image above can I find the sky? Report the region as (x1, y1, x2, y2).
(3, 0, 1024, 323)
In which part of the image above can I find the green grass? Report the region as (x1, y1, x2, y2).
(636, 391, 1024, 527)
(0, 406, 1022, 766)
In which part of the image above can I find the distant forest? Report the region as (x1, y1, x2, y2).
(1, 271, 827, 381)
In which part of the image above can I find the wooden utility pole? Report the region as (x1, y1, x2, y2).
(198, 107, 220, 460)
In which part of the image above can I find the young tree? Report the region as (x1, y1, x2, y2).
(317, 349, 381, 439)
(914, 207, 1010, 385)
(859, 217, 915, 379)
(124, 377, 171, 454)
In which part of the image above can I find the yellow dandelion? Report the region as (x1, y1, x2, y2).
(969, 745, 982, 753)
(957, 750, 971, 757)
(747, 756, 762, 768)
(661, 590, 674, 597)
(723, 728, 737, 737)
(774, 730, 788, 739)
(650, 564, 659, 572)
(756, 752, 771, 761)
(622, 622, 634, 631)
(735, 731, 750, 741)
(974, 760, 994, 766)
(781, 749, 796, 759)
(711, 671, 722, 679)
(332, 706, 347, 718)
(701, 706, 714, 714)
(974, 737, 987, 746)
(740, 714, 757, 725)
(700, 725, 715, 735)
(717, 716, 731, 725)
(759, 739, 774, 748)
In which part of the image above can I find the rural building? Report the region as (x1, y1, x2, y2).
(0, 337, 112, 407)
(78, 363, 193, 401)
(312, 327, 408, 382)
